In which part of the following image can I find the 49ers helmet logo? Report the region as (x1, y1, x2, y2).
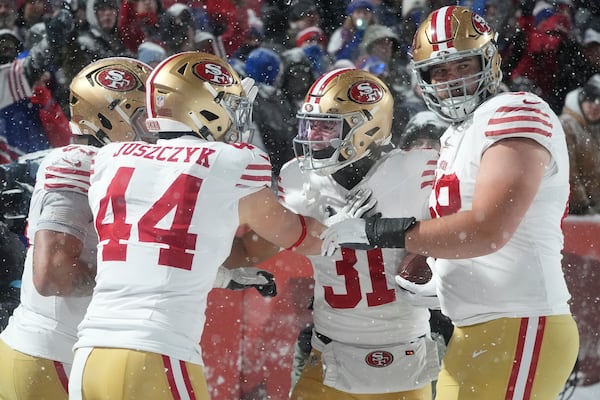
(193, 62, 234, 86)
(349, 81, 383, 104)
(471, 13, 491, 35)
(365, 350, 394, 368)
(96, 68, 137, 91)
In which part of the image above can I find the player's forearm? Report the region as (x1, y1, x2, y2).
(405, 210, 512, 259)
(225, 234, 281, 267)
(34, 255, 95, 297)
(66, 260, 96, 297)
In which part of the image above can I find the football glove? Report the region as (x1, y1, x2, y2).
(213, 266, 277, 297)
(321, 214, 417, 256)
(323, 187, 377, 227)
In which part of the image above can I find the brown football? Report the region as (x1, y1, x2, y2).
(398, 253, 432, 284)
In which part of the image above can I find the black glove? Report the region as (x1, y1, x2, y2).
(227, 268, 277, 297)
(365, 213, 417, 249)
(214, 266, 277, 297)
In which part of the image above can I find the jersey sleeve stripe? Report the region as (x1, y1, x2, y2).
(43, 183, 89, 193)
(495, 105, 551, 119)
(45, 166, 91, 177)
(421, 179, 435, 189)
(485, 126, 552, 138)
(239, 174, 272, 182)
(45, 173, 91, 186)
(245, 164, 272, 171)
(486, 105, 553, 138)
(488, 114, 552, 128)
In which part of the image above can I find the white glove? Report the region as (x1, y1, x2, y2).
(213, 266, 277, 297)
(323, 187, 377, 227)
(395, 257, 440, 309)
(241, 77, 258, 103)
(320, 218, 370, 256)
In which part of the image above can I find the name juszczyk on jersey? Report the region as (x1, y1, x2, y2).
(111, 142, 216, 167)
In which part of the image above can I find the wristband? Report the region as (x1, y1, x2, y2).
(286, 214, 307, 251)
(365, 215, 417, 248)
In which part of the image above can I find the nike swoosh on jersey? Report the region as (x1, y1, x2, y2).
(62, 158, 82, 168)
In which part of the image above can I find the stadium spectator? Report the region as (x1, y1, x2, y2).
(0, 0, 17, 31)
(327, 0, 376, 62)
(561, 74, 600, 214)
(118, 0, 161, 53)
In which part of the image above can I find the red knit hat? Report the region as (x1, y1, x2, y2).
(295, 26, 325, 48)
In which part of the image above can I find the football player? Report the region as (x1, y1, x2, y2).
(321, 6, 579, 400)
(284, 68, 441, 400)
(68, 52, 324, 400)
(0, 57, 153, 400)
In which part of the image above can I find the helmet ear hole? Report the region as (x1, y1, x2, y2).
(200, 110, 219, 122)
(363, 127, 379, 137)
(98, 114, 113, 130)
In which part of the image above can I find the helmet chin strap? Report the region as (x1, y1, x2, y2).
(332, 153, 377, 190)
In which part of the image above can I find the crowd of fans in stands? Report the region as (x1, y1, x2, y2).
(0, 0, 598, 164)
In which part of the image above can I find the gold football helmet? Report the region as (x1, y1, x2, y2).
(69, 57, 153, 146)
(411, 6, 502, 121)
(294, 68, 393, 175)
(145, 51, 252, 142)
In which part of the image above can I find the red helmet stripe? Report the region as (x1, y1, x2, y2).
(306, 68, 353, 105)
(431, 6, 455, 52)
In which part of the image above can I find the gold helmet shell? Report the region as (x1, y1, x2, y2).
(411, 6, 502, 121)
(69, 57, 153, 145)
(145, 51, 252, 142)
(294, 68, 393, 175)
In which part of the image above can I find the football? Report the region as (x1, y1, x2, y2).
(398, 253, 432, 284)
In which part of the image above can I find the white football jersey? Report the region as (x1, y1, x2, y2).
(0, 144, 98, 364)
(77, 136, 272, 365)
(279, 148, 438, 345)
(431, 92, 572, 326)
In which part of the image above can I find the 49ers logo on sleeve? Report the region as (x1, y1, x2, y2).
(96, 68, 137, 91)
(365, 350, 394, 368)
(349, 81, 383, 104)
(193, 62, 234, 86)
(471, 13, 491, 35)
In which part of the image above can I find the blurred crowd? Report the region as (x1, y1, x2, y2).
(0, 0, 599, 217)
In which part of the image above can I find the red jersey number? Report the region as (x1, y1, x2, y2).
(323, 248, 396, 309)
(430, 172, 462, 218)
(95, 167, 201, 270)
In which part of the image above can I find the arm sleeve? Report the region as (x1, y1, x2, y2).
(36, 191, 92, 241)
